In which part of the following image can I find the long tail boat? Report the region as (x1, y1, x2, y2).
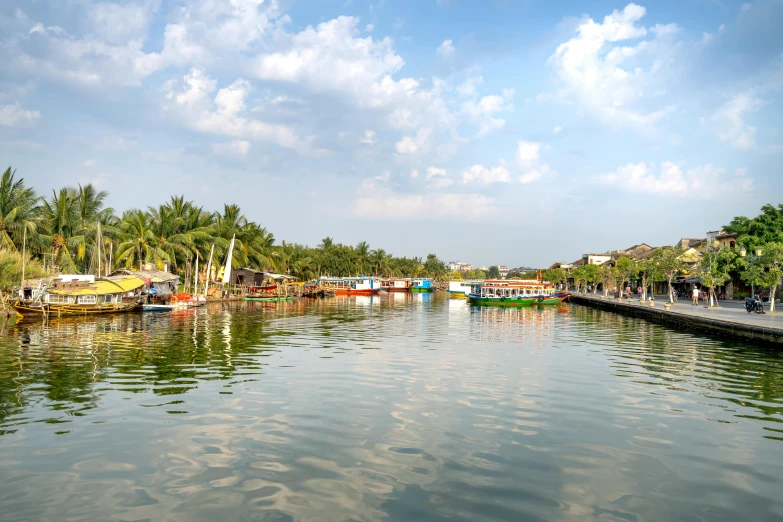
(466, 272, 567, 307)
(13, 275, 146, 320)
(320, 277, 380, 295)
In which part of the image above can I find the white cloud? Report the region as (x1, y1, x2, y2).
(365, 23, 375, 32)
(395, 128, 432, 154)
(83, 159, 97, 167)
(456, 76, 484, 97)
(520, 165, 551, 184)
(86, 0, 160, 44)
(429, 178, 453, 189)
(354, 190, 499, 221)
(708, 91, 762, 150)
(598, 161, 753, 198)
(165, 69, 315, 153)
(516, 140, 552, 183)
(0, 102, 40, 127)
(462, 88, 515, 136)
(437, 39, 455, 58)
(548, 3, 680, 128)
(553, 126, 562, 134)
(410, 169, 420, 178)
(516, 140, 541, 169)
(426, 167, 447, 179)
(461, 164, 511, 184)
(360, 129, 376, 145)
(212, 140, 252, 156)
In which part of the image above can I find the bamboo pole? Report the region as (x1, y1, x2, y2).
(20, 226, 26, 299)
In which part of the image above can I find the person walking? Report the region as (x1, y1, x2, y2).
(692, 286, 699, 306)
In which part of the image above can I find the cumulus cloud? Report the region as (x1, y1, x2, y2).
(707, 91, 762, 150)
(598, 161, 753, 198)
(461, 88, 515, 136)
(165, 69, 315, 153)
(516, 140, 552, 183)
(548, 3, 680, 128)
(0, 102, 40, 127)
(395, 128, 432, 154)
(426, 167, 447, 179)
(437, 39, 455, 58)
(461, 164, 511, 184)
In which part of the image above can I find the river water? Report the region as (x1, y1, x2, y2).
(1, 293, 782, 521)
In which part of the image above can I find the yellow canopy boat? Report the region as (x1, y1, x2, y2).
(14, 275, 146, 321)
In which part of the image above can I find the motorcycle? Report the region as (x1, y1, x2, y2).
(745, 295, 764, 314)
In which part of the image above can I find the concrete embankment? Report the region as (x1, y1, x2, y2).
(569, 294, 783, 345)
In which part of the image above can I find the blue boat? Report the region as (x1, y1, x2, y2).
(411, 278, 434, 292)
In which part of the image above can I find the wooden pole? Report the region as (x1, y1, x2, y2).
(20, 226, 26, 298)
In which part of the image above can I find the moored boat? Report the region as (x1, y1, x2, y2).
(143, 303, 174, 312)
(380, 278, 413, 292)
(13, 275, 145, 320)
(411, 278, 434, 293)
(320, 277, 380, 295)
(448, 280, 481, 298)
(466, 275, 566, 307)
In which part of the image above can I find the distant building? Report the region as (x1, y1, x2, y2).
(448, 261, 474, 272)
(581, 253, 612, 266)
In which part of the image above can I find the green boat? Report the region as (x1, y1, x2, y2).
(466, 279, 567, 307)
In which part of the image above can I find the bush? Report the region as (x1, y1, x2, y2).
(0, 250, 47, 293)
(733, 290, 750, 300)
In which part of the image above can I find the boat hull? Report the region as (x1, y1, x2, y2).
(466, 295, 566, 307)
(143, 304, 174, 312)
(334, 289, 380, 296)
(448, 291, 467, 298)
(386, 287, 411, 292)
(13, 300, 140, 320)
(411, 288, 433, 293)
(244, 296, 293, 302)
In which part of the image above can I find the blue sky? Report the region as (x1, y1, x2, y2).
(0, 0, 781, 267)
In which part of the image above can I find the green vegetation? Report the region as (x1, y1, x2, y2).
(724, 204, 783, 309)
(0, 166, 449, 285)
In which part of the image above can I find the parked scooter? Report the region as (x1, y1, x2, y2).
(745, 295, 764, 314)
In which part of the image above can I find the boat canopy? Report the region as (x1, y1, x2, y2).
(49, 275, 146, 296)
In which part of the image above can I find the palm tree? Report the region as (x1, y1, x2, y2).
(39, 187, 81, 272)
(370, 248, 389, 276)
(0, 167, 39, 251)
(318, 237, 334, 250)
(115, 210, 169, 269)
(355, 241, 370, 274)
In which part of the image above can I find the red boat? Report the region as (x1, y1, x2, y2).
(321, 277, 381, 296)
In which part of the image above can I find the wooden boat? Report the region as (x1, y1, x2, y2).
(244, 296, 293, 302)
(466, 275, 567, 307)
(320, 277, 380, 295)
(380, 278, 413, 292)
(143, 303, 174, 312)
(13, 275, 145, 320)
(411, 278, 434, 293)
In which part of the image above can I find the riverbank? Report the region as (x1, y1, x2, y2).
(569, 294, 783, 345)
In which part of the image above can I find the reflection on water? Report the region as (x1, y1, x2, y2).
(1, 294, 782, 521)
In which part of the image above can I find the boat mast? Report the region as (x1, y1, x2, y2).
(20, 226, 26, 298)
(194, 253, 199, 295)
(97, 222, 102, 278)
(205, 244, 214, 297)
(108, 243, 113, 278)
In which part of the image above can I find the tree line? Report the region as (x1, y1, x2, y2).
(0, 167, 450, 292)
(551, 203, 783, 311)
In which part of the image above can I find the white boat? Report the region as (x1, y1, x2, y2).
(143, 304, 174, 312)
(448, 280, 481, 297)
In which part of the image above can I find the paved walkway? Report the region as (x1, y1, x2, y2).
(574, 293, 783, 332)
